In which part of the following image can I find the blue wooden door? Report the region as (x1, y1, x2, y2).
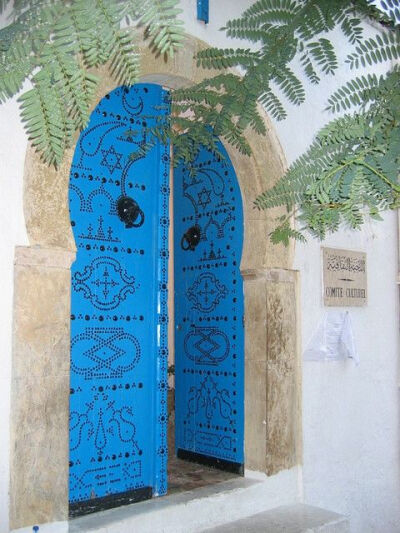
(69, 84, 170, 516)
(174, 138, 244, 472)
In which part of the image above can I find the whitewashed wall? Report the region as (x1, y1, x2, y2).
(273, 16, 400, 532)
(0, 1, 398, 532)
(297, 213, 400, 533)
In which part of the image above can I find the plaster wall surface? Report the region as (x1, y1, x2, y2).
(296, 213, 400, 533)
(0, 1, 399, 532)
(263, 11, 400, 533)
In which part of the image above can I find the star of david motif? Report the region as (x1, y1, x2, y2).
(186, 273, 228, 313)
(100, 145, 123, 174)
(197, 187, 212, 209)
(71, 327, 141, 379)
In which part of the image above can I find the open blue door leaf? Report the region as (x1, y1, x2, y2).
(69, 84, 170, 515)
(174, 137, 244, 472)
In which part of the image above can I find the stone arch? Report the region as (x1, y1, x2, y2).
(22, 34, 293, 270)
(10, 33, 301, 529)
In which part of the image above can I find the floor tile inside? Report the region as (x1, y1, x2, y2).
(167, 455, 238, 495)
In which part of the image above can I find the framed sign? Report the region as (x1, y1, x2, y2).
(322, 247, 367, 306)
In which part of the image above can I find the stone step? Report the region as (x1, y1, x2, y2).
(13, 469, 347, 533)
(202, 504, 350, 533)
(67, 468, 300, 533)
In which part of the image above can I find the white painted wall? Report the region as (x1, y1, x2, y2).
(0, 2, 398, 532)
(263, 14, 400, 533)
(297, 212, 400, 533)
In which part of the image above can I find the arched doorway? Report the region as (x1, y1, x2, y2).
(11, 33, 299, 531)
(67, 83, 245, 516)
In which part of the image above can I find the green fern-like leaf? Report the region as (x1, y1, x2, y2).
(110, 30, 140, 85)
(341, 16, 364, 45)
(326, 73, 382, 112)
(270, 221, 307, 246)
(248, 107, 267, 135)
(373, 0, 400, 26)
(133, 0, 185, 58)
(259, 88, 287, 120)
(300, 52, 320, 84)
(326, 67, 399, 115)
(19, 82, 73, 166)
(88, 0, 140, 85)
(317, 114, 369, 145)
(0, 41, 32, 101)
(255, 82, 400, 243)
(272, 65, 305, 105)
(172, 86, 221, 107)
(296, 2, 336, 41)
(242, 0, 301, 22)
(196, 48, 260, 70)
(52, 3, 102, 68)
(346, 30, 400, 68)
(39, 45, 96, 128)
(307, 38, 338, 75)
(222, 18, 266, 42)
(0, 0, 184, 165)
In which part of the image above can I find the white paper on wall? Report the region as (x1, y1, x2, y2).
(303, 311, 359, 365)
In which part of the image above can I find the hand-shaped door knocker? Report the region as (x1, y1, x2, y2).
(117, 196, 145, 228)
(181, 224, 201, 251)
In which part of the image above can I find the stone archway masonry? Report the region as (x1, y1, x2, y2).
(10, 34, 302, 529)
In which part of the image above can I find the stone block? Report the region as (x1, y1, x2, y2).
(24, 149, 76, 250)
(245, 361, 267, 472)
(244, 278, 267, 363)
(9, 247, 74, 530)
(242, 268, 301, 475)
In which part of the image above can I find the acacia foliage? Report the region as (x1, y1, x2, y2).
(0, 0, 398, 244)
(166, 0, 399, 243)
(0, 0, 184, 165)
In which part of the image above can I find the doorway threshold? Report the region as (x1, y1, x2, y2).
(168, 455, 240, 495)
(69, 475, 260, 533)
(10, 467, 300, 533)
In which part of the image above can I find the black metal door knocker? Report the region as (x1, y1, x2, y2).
(117, 195, 145, 228)
(181, 224, 201, 251)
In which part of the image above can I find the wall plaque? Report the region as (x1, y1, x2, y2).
(322, 247, 367, 306)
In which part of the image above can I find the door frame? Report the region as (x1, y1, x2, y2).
(9, 33, 301, 530)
